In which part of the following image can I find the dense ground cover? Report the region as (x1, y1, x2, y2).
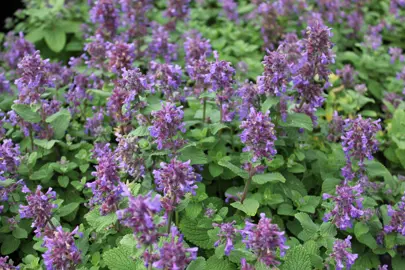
(1, 0, 405, 269)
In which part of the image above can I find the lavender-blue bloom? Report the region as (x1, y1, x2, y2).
(87, 144, 122, 215)
(204, 51, 235, 92)
(153, 158, 201, 211)
(152, 226, 198, 270)
(213, 221, 237, 256)
(84, 35, 108, 69)
(117, 183, 162, 245)
(240, 213, 288, 266)
(3, 32, 35, 69)
(19, 185, 57, 237)
(240, 108, 277, 162)
(42, 226, 81, 270)
(0, 139, 20, 181)
(164, 0, 191, 24)
(219, 0, 239, 22)
(384, 194, 405, 235)
(323, 183, 365, 230)
(148, 62, 182, 101)
(0, 73, 11, 93)
(336, 64, 357, 88)
(85, 108, 105, 136)
(257, 51, 290, 96)
(330, 236, 358, 270)
(238, 81, 260, 120)
(0, 256, 19, 270)
(327, 111, 345, 142)
(115, 134, 145, 179)
(107, 41, 135, 74)
(148, 23, 178, 62)
(184, 30, 212, 65)
(389, 47, 404, 63)
(90, 0, 119, 39)
(240, 258, 254, 270)
(149, 103, 186, 151)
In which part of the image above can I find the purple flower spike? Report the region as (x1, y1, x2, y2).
(336, 64, 357, 88)
(0, 256, 19, 270)
(240, 213, 288, 266)
(149, 103, 186, 151)
(0, 139, 20, 181)
(117, 184, 162, 245)
(148, 62, 182, 101)
(3, 32, 35, 69)
(257, 51, 290, 96)
(0, 73, 11, 94)
(153, 158, 201, 211)
(152, 226, 198, 270)
(90, 0, 119, 39)
(327, 111, 344, 142)
(238, 81, 260, 120)
(384, 194, 405, 236)
(241, 258, 255, 270)
(204, 51, 235, 92)
(184, 30, 212, 65)
(330, 236, 358, 270)
(389, 47, 404, 63)
(148, 23, 178, 62)
(323, 183, 365, 230)
(19, 185, 57, 237)
(115, 134, 145, 179)
(107, 41, 135, 74)
(42, 226, 81, 270)
(219, 0, 239, 22)
(213, 221, 237, 256)
(240, 108, 277, 162)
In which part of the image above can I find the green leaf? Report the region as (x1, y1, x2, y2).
(185, 202, 203, 219)
(46, 109, 71, 139)
(57, 175, 70, 188)
(30, 164, 54, 181)
(11, 104, 41, 123)
(231, 198, 260, 216)
(25, 28, 45, 43)
(209, 163, 224, 178)
(252, 172, 286, 185)
(385, 233, 396, 249)
(34, 139, 59, 149)
(85, 208, 117, 233)
(12, 227, 28, 239)
(282, 245, 312, 270)
(179, 147, 208, 165)
(354, 222, 369, 238)
(1, 235, 20, 254)
(44, 29, 66, 53)
(280, 113, 313, 131)
(129, 126, 150, 137)
(357, 233, 378, 249)
(278, 203, 296, 216)
(187, 257, 207, 270)
(59, 202, 80, 217)
(218, 159, 249, 179)
(209, 123, 229, 135)
(321, 177, 341, 195)
(206, 256, 236, 270)
(297, 196, 320, 214)
(294, 213, 319, 239)
(319, 222, 337, 237)
(179, 216, 215, 249)
(103, 246, 145, 270)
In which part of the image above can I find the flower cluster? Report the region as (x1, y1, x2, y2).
(149, 103, 186, 151)
(115, 134, 145, 179)
(184, 30, 212, 65)
(87, 144, 122, 215)
(205, 51, 235, 92)
(148, 62, 182, 101)
(240, 213, 288, 266)
(117, 184, 162, 245)
(336, 64, 357, 88)
(165, 0, 191, 25)
(238, 81, 260, 120)
(0, 256, 19, 270)
(84, 35, 108, 69)
(19, 185, 57, 237)
(106, 41, 136, 74)
(148, 23, 178, 62)
(341, 116, 381, 181)
(240, 108, 277, 162)
(323, 183, 365, 230)
(0, 73, 11, 93)
(257, 51, 289, 96)
(42, 226, 81, 270)
(213, 221, 237, 255)
(85, 108, 105, 136)
(153, 158, 201, 211)
(3, 32, 35, 69)
(384, 194, 405, 236)
(0, 139, 20, 181)
(219, 0, 239, 22)
(90, 0, 119, 39)
(329, 236, 358, 270)
(327, 111, 345, 142)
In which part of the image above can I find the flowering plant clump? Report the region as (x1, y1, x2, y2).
(0, 0, 405, 269)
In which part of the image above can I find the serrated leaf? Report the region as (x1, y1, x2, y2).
(252, 172, 286, 185)
(85, 208, 117, 233)
(103, 246, 145, 270)
(187, 257, 207, 270)
(179, 147, 208, 165)
(295, 213, 319, 239)
(206, 255, 236, 270)
(282, 245, 311, 270)
(11, 104, 41, 123)
(357, 233, 378, 249)
(278, 203, 295, 216)
(218, 159, 249, 179)
(319, 222, 337, 237)
(209, 163, 224, 178)
(58, 175, 70, 188)
(354, 222, 369, 238)
(44, 29, 66, 53)
(209, 123, 229, 135)
(12, 227, 28, 239)
(280, 113, 313, 131)
(179, 216, 215, 249)
(186, 202, 203, 219)
(129, 126, 150, 137)
(231, 198, 259, 216)
(34, 139, 59, 149)
(46, 109, 71, 139)
(1, 235, 20, 254)
(59, 202, 80, 217)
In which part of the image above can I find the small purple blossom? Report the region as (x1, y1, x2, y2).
(389, 47, 404, 63)
(336, 64, 357, 88)
(149, 103, 186, 151)
(204, 51, 235, 92)
(0, 139, 20, 181)
(327, 111, 344, 142)
(258, 51, 290, 96)
(238, 81, 260, 120)
(85, 108, 105, 136)
(107, 42, 135, 74)
(19, 185, 57, 237)
(153, 158, 201, 211)
(152, 226, 198, 270)
(184, 30, 212, 65)
(384, 194, 405, 235)
(164, 0, 191, 24)
(3, 32, 36, 69)
(219, 0, 239, 22)
(0, 73, 11, 93)
(148, 23, 178, 62)
(240, 213, 288, 266)
(90, 0, 119, 39)
(42, 226, 81, 270)
(84, 35, 108, 69)
(329, 236, 358, 270)
(240, 108, 277, 162)
(213, 221, 237, 256)
(115, 134, 145, 179)
(117, 183, 162, 245)
(0, 256, 19, 270)
(323, 183, 365, 230)
(241, 258, 255, 270)
(148, 62, 182, 101)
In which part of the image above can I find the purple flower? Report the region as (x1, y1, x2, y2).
(336, 64, 357, 88)
(148, 62, 183, 101)
(152, 226, 198, 270)
(149, 103, 186, 151)
(19, 185, 57, 237)
(390, 0, 405, 17)
(327, 111, 344, 142)
(107, 86, 131, 124)
(85, 108, 105, 136)
(219, 0, 239, 22)
(238, 81, 260, 120)
(115, 133, 145, 179)
(240, 108, 277, 162)
(184, 30, 212, 65)
(213, 221, 237, 256)
(164, 0, 191, 25)
(87, 144, 122, 215)
(379, 265, 389, 270)
(384, 194, 405, 235)
(148, 23, 178, 62)
(341, 116, 381, 181)
(389, 47, 404, 63)
(204, 51, 235, 92)
(3, 32, 35, 69)
(257, 51, 290, 96)
(241, 258, 255, 270)
(84, 35, 108, 69)
(240, 213, 288, 266)
(42, 226, 81, 270)
(153, 158, 201, 211)
(0, 256, 19, 270)
(90, 0, 119, 39)
(323, 183, 365, 230)
(354, 84, 367, 94)
(0, 73, 11, 93)
(119, 0, 152, 42)
(107, 41, 135, 74)
(117, 184, 162, 245)
(66, 73, 98, 115)
(256, 3, 283, 50)
(0, 139, 20, 181)
(330, 236, 358, 270)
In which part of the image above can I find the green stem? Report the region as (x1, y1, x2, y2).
(167, 211, 173, 234)
(202, 98, 207, 124)
(29, 126, 34, 152)
(240, 174, 253, 204)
